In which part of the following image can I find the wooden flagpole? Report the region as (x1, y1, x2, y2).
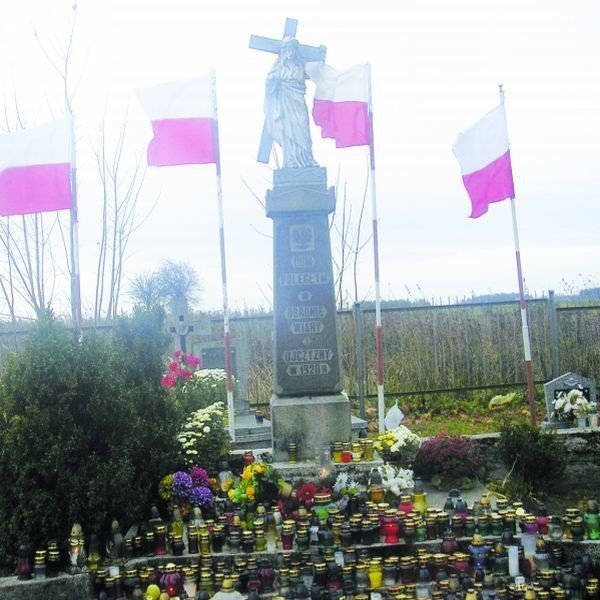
(211, 71, 236, 442)
(366, 64, 386, 433)
(500, 85, 537, 425)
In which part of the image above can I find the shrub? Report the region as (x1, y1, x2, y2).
(413, 433, 483, 487)
(0, 310, 182, 572)
(497, 420, 567, 498)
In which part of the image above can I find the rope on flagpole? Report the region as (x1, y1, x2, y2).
(500, 84, 537, 425)
(366, 64, 386, 433)
(211, 70, 236, 442)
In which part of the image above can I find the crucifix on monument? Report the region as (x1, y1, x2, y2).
(250, 18, 352, 461)
(249, 18, 326, 165)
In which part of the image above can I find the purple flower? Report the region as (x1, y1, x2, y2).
(172, 471, 193, 496)
(190, 466, 209, 487)
(186, 485, 214, 508)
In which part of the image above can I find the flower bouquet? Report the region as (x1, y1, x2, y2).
(553, 388, 595, 423)
(373, 425, 422, 466)
(227, 462, 283, 506)
(376, 463, 415, 497)
(159, 466, 214, 518)
(161, 350, 201, 389)
(332, 472, 366, 512)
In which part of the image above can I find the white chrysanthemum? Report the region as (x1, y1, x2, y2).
(333, 472, 349, 493)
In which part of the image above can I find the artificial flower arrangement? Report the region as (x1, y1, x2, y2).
(332, 472, 366, 512)
(177, 401, 231, 472)
(376, 463, 415, 497)
(158, 466, 215, 516)
(373, 425, 422, 465)
(227, 461, 284, 506)
(553, 387, 596, 421)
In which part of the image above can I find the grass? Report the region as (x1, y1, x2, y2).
(358, 388, 548, 437)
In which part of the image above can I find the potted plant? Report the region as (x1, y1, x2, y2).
(413, 433, 483, 490)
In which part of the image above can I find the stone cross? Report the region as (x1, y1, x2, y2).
(249, 17, 327, 163)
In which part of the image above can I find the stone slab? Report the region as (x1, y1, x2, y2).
(0, 572, 93, 600)
(271, 212, 343, 395)
(269, 393, 352, 461)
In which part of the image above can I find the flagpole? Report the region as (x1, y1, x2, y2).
(67, 113, 83, 339)
(499, 85, 537, 425)
(211, 71, 236, 442)
(365, 64, 386, 433)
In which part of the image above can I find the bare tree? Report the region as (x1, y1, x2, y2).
(128, 271, 163, 311)
(127, 260, 203, 316)
(0, 87, 67, 320)
(92, 108, 148, 322)
(0, 214, 62, 318)
(329, 168, 371, 310)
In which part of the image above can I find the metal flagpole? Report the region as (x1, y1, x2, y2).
(366, 64, 386, 433)
(211, 71, 236, 442)
(67, 112, 83, 339)
(500, 85, 537, 425)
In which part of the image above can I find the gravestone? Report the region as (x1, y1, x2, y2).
(251, 19, 352, 461)
(543, 372, 597, 426)
(191, 341, 250, 412)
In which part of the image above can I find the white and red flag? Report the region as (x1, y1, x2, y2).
(452, 103, 515, 218)
(0, 119, 72, 217)
(305, 62, 371, 148)
(136, 73, 217, 167)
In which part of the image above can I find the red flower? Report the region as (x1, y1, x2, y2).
(161, 374, 177, 389)
(296, 483, 318, 507)
(161, 352, 202, 389)
(184, 354, 202, 368)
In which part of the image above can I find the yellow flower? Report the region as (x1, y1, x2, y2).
(227, 489, 235, 500)
(220, 477, 234, 492)
(253, 464, 265, 475)
(242, 466, 253, 481)
(246, 486, 255, 499)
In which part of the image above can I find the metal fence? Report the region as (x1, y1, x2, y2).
(1, 295, 599, 410)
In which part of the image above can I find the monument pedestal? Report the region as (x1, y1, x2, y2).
(266, 166, 351, 461)
(270, 393, 351, 462)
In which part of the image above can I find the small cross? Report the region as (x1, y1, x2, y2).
(249, 17, 327, 163)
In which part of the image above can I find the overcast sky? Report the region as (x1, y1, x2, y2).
(1, 0, 599, 315)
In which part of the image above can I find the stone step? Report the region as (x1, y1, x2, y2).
(232, 412, 369, 450)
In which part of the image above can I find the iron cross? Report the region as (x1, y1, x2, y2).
(249, 18, 327, 163)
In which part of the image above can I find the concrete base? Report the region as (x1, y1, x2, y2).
(270, 393, 352, 461)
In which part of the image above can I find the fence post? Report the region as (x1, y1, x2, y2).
(353, 302, 366, 419)
(548, 289, 559, 379)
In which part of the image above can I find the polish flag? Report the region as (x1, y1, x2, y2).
(0, 119, 72, 217)
(136, 73, 217, 167)
(305, 62, 371, 148)
(452, 104, 515, 218)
